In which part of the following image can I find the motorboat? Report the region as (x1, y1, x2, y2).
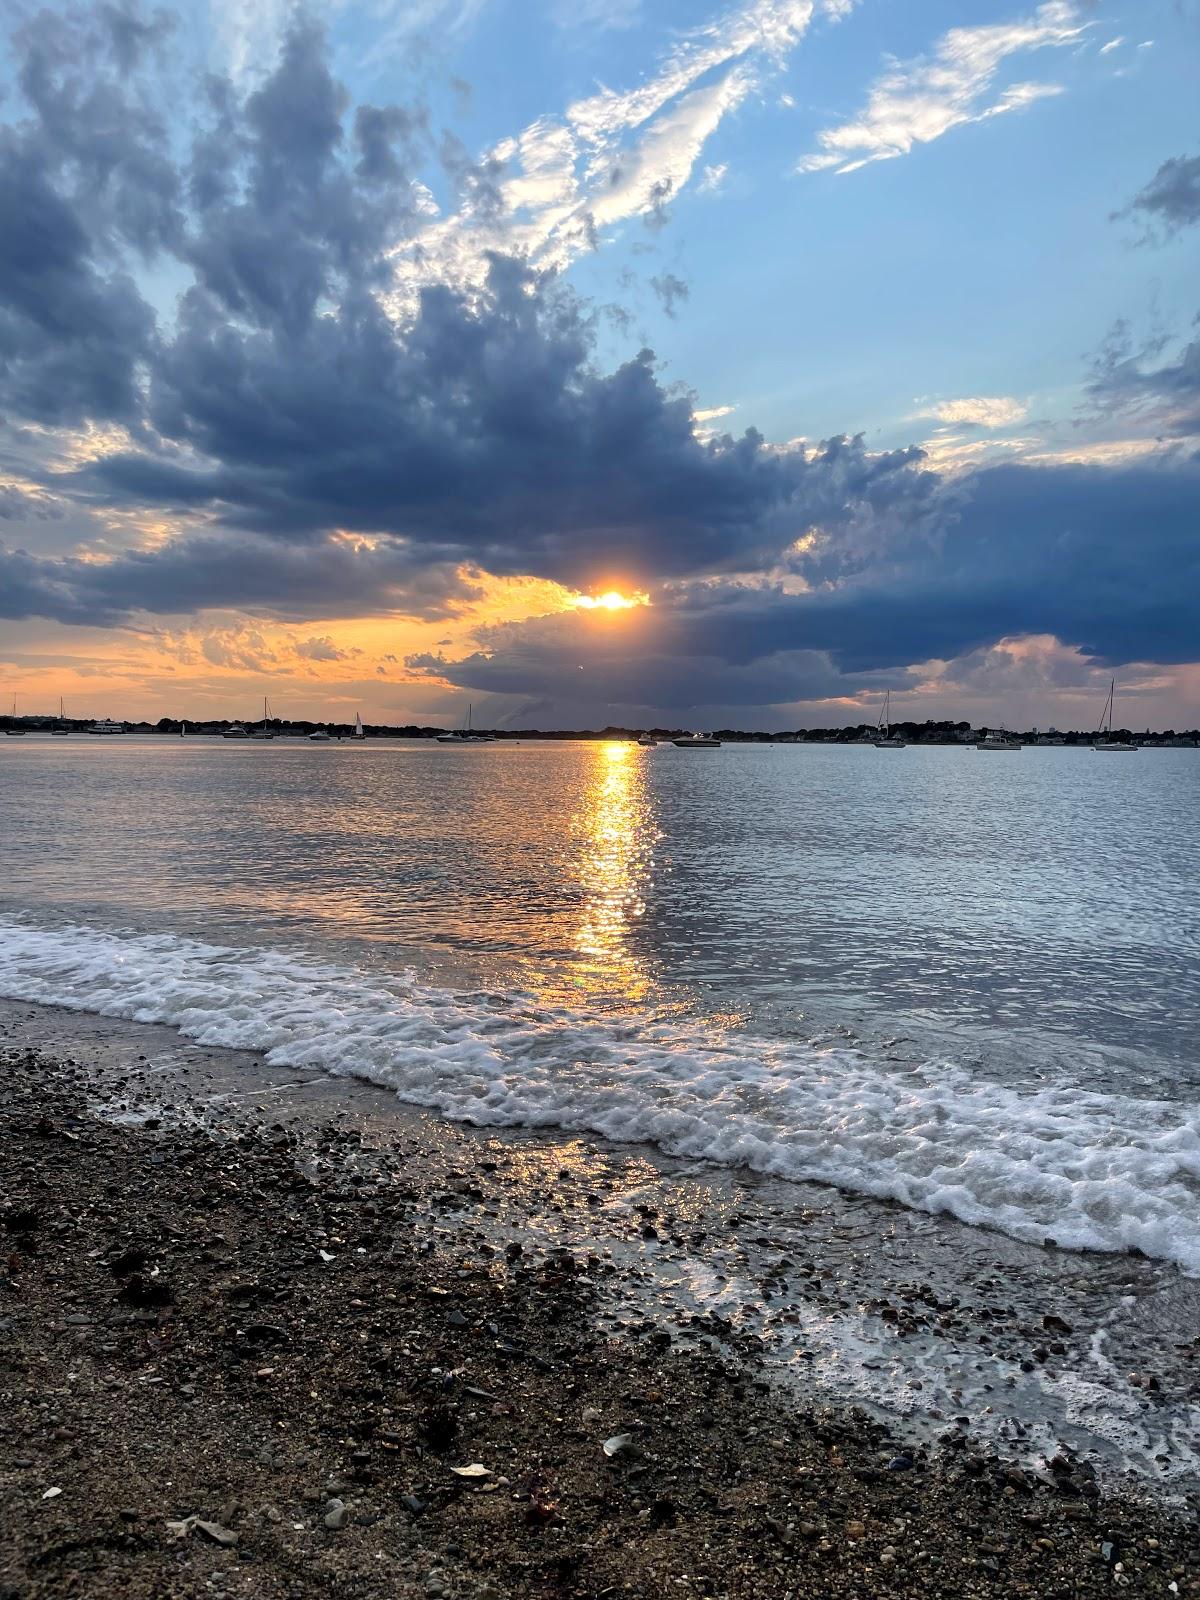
(975, 727, 1021, 751)
(88, 719, 124, 736)
(637, 732, 658, 746)
(308, 728, 332, 742)
(1093, 678, 1137, 752)
(223, 723, 250, 739)
(671, 732, 721, 748)
(872, 690, 906, 748)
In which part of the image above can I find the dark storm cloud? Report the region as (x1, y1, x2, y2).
(0, 5, 946, 605)
(406, 455, 1200, 711)
(1118, 151, 1200, 237)
(0, 533, 475, 627)
(85, 283, 943, 583)
(0, 134, 157, 425)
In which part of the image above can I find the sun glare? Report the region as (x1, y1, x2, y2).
(569, 590, 647, 612)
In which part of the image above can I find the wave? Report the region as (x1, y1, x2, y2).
(1, 915, 1198, 1274)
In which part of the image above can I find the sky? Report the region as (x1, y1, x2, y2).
(1, 0, 1198, 731)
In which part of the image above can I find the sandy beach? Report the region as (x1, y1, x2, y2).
(1, 1000, 1196, 1600)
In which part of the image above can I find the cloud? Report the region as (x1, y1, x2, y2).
(1082, 319, 1200, 442)
(199, 626, 276, 670)
(71, 232, 944, 591)
(697, 161, 728, 193)
(391, 0, 817, 298)
(295, 634, 357, 661)
(1117, 151, 1200, 238)
(2, 3, 1196, 733)
(797, 1, 1085, 175)
(549, 0, 641, 30)
(919, 396, 1029, 428)
(0, 10, 951, 629)
(0, 530, 476, 628)
(1098, 36, 1124, 56)
(649, 271, 689, 317)
(209, 0, 485, 83)
(405, 453, 1200, 715)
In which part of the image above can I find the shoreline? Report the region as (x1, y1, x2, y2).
(1, 1002, 1198, 1598)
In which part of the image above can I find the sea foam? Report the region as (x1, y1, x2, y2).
(1, 915, 1197, 1274)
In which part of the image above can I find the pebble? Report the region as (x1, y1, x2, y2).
(323, 1498, 347, 1530)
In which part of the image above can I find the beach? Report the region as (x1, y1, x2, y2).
(2, 999, 1197, 1600)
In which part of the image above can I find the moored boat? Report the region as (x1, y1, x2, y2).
(975, 727, 1021, 751)
(872, 690, 906, 748)
(1093, 679, 1137, 752)
(438, 704, 493, 742)
(250, 697, 275, 740)
(672, 732, 721, 748)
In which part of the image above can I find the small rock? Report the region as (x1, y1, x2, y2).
(323, 1499, 347, 1531)
(194, 1520, 238, 1548)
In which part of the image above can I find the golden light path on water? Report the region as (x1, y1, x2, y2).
(571, 740, 660, 1006)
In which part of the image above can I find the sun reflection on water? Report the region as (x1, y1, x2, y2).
(573, 740, 660, 1005)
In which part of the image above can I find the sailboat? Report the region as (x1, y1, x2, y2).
(1093, 679, 1137, 752)
(5, 694, 25, 735)
(872, 691, 906, 748)
(52, 696, 69, 735)
(437, 704, 493, 743)
(250, 697, 275, 740)
(353, 712, 365, 741)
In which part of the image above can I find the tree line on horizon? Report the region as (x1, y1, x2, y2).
(3, 714, 1197, 744)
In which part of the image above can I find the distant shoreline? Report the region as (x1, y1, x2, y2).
(3, 719, 1198, 746)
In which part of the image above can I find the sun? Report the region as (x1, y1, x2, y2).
(569, 589, 648, 612)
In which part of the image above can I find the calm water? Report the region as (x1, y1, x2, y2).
(2, 735, 1198, 1272)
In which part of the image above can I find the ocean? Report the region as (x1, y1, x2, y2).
(3, 735, 1198, 1487)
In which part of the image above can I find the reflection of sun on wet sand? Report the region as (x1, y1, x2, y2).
(573, 741, 658, 1006)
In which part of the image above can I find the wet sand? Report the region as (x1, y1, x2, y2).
(1, 1000, 1197, 1599)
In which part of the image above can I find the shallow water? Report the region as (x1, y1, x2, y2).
(2, 735, 1198, 1276)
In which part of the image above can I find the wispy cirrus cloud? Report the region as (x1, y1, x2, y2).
(391, 0, 821, 298)
(797, 0, 1087, 176)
